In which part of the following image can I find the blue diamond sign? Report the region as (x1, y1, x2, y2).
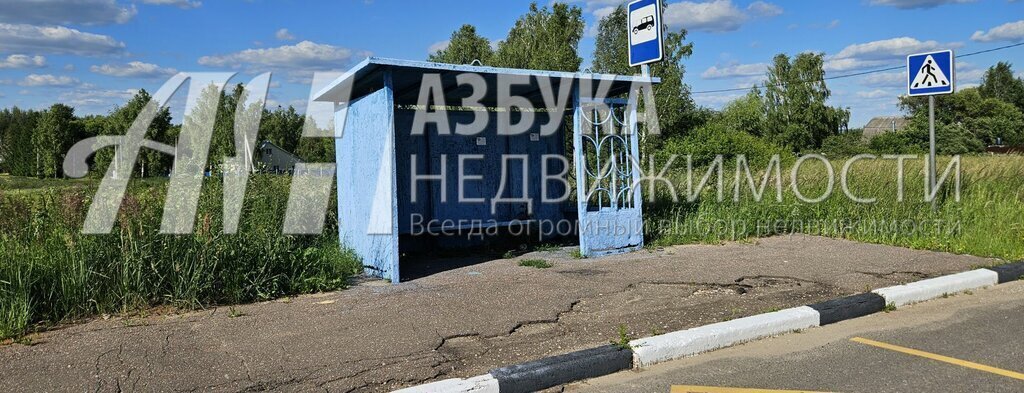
(628, 0, 663, 67)
(907, 50, 955, 97)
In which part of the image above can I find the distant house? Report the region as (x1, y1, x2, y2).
(862, 116, 909, 140)
(257, 140, 301, 174)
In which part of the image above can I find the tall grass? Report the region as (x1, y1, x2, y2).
(0, 176, 359, 339)
(645, 155, 1024, 261)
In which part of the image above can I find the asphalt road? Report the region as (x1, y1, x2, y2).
(2, 235, 995, 392)
(568, 280, 1024, 393)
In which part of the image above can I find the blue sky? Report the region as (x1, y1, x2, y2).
(1, 0, 1023, 127)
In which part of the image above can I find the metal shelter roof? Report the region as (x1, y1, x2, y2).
(313, 57, 661, 107)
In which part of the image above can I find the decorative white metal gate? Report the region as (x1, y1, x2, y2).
(573, 97, 644, 257)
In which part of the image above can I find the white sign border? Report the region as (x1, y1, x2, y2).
(906, 49, 956, 97)
(627, 0, 664, 68)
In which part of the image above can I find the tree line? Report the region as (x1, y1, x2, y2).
(0, 85, 332, 178)
(429, 3, 849, 154)
(4, 1, 1024, 179)
(431, 2, 1024, 159)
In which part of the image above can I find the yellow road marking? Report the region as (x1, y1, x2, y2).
(670, 386, 830, 393)
(851, 337, 1024, 381)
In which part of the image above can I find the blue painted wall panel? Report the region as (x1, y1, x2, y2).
(335, 78, 399, 282)
(392, 110, 567, 243)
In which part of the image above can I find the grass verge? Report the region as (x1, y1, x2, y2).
(0, 175, 360, 339)
(644, 155, 1024, 262)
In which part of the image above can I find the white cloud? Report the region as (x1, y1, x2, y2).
(956, 62, 985, 85)
(592, 5, 617, 19)
(276, 28, 297, 41)
(693, 91, 746, 108)
(427, 40, 450, 54)
(0, 54, 46, 69)
(574, 0, 625, 12)
(971, 20, 1024, 43)
(585, 5, 619, 37)
(856, 89, 893, 99)
(861, 71, 907, 87)
(59, 87, 137, 108)
(0, 23, 125, 56)
(747, 1, 782, 17)
(18, 74, 80, 87)
(700, 62, 769, 79)
(90, 61, 178, 78)
(825, 37, 954, 72)
(663, 0, 782, 33)
(869, 0, 975, 9)
(834, 37, 944, 60)
(141, 0, 202, 9)
(198, 40, 367, 71)
(0, 0, 136, 25)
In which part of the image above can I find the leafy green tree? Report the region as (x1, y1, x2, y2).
(978, 62, 1024, 114)
(870, 122, 985, 155)
(590, 6, 630, 75)
(260, 105, 304, 154)
(761, 52, 849, 150)
(717, 89, 765, 137)
(32, 103, 79, 178)
(179, 83, 224, 175)
(208, 84, 244, 173)
(492, 2, 585, 72)
(428, 24, 494, 65)
(590, 4, 700, 138)
(295, 138, 334, 163)
(95, 90, 174, 177)
(0, 107, 41, 176)
(899, 87, 1024, 146)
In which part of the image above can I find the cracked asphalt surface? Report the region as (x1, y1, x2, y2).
(0, 235, 999, 392)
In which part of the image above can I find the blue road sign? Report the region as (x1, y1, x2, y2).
(907, 50, 955, 97)
(628, 0, 663, 67)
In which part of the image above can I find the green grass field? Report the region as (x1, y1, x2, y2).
(645, 155, 1024, 262)
(0, 175, 360, 339)
(1, 155, 1021, 340)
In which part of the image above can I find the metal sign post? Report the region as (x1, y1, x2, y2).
(928, 95, 936, 203)
(907, 50, 955, 209)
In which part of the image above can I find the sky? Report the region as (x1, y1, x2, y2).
(1, 0, 1023, 127)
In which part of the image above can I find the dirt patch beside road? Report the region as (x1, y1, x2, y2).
(0, 235, 998, 392)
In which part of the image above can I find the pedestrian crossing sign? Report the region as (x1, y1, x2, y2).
(907, 50, 954, 97)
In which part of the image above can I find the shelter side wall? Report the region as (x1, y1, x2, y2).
(336, 87, 399, 282)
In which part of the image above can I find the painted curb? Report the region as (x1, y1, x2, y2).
(489, 344, 632, 393)
(391, 374, 499, 393)
(629, 306, 820, 367)
(872, 269, 998, 307)
(987, 261, 1024, 284)
(807, 292, 886, 326)
(391, 263, 1023, 392)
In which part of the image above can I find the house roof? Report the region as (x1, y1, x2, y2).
(259, 140, 302, 162)
(313, 57, 661, 107)
(863, 116, 909, 130)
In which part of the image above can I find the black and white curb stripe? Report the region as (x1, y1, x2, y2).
(393, 262, 1024, 393)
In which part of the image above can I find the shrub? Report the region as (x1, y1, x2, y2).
(659, 122, 792, 168)
(818, 130, 871, 157)
(870, 123, 985, 155)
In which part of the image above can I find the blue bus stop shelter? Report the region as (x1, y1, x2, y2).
(314, 58, 659, 283)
